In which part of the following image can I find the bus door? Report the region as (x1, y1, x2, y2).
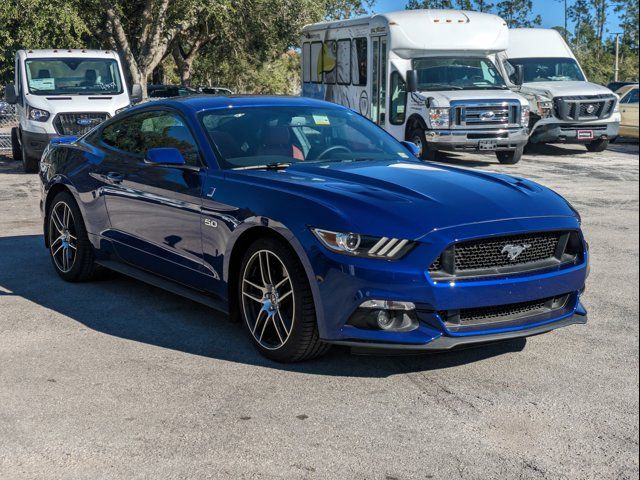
(371, 35, 387, 126)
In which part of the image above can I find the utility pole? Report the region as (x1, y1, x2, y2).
(564, 0, 568, 39)
(614, 32, 621, 82)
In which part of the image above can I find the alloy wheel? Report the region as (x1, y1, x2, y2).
(241, 250, 295, 350)
(49, 201, 78, 273)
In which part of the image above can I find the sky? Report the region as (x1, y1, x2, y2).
(373, 0, 623, 39)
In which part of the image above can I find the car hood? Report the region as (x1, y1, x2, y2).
(416, 88, 526, 107)
(240, 159, 576, 239)
(521, 81, 615, 98)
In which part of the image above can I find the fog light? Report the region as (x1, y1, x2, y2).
(347, 299, 419, 332)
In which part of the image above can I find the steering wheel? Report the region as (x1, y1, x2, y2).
(315, 145, 352, 160)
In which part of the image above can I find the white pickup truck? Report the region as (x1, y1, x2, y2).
(4, 49, 141, 172)
(497, 28, 620, 152)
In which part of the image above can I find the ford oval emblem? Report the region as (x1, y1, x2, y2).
(76, 118, 96, 126)
(480, 111, 496, 120)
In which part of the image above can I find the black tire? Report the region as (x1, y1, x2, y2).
(238, 237, 330, 362)
(586, 139, 609, 152)
(11, 127, 21, 161)
(47, 191, 100, 282)
(21, 143, 39, 173)
(408, 127, 439, 161)
(496, 146, 524, 165)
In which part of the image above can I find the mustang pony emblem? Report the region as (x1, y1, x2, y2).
(501, 243, 532, 261)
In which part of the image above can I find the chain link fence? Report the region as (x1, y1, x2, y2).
(0, 103, 17, 154)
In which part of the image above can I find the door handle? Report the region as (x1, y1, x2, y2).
(106, 172, 124, 184)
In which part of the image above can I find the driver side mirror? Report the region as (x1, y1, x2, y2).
(400, 140, 421, 157)
(4, 84, 17, 104)
(145, 147, 186, 167)
(514, 65, 525, 86)
(130, 83, 143, 104)
(406, 70, 418, 93)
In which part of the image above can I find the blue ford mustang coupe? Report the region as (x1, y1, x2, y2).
(39, 96, 588, 362)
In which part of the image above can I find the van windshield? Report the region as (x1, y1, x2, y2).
(25, 58, 124, 95)
(412, 57, 507, 91)
(506, 57, 585, 83)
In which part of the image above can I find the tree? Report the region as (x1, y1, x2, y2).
(494, 0, 541, 27)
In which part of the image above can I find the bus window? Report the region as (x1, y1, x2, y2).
(337, 39, 351, 85)
(310, 42, 322, 83)
(352, 38, 367, 86)
(303, 43, 311, 83)
(323, 41, 337, 84)
(390, 71, 407, 125)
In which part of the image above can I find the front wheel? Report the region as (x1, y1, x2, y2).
(47, 191, 100, 282)
(11, 127, 21, 161)
(21, 143, 39, 173)
(496, 146, 524, 165)
(238, 237, 329, 362)
(408, 128, 439, 161)
(586, 139, 609, 152)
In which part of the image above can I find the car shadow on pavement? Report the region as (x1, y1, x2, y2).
(0, 234, 526, 378)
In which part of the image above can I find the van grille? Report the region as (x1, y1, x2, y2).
(53, 112, 109, 136)
(553, 95, 617, 121)
(452, 100, 521, 129)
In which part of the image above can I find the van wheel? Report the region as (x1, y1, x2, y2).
(11, 128, 21, 161)
(409, 128, 439, 161)
(238, 237, 330, 363)
(496, 147, 524, 165)
(586, 139, 609, 152)
(22, 144, 39, 173)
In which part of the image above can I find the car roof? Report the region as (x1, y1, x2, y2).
(616, 84, 639, 95)
(140, 95, 347, 113)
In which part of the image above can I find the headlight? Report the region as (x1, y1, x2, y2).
(536, 100, 553, 118)
(115, 105, 131, 115)
(311, 228, 414, 260)
(521, 104, 531, 125)
(28, 106, 50, 122)
(428, 107, 450, 129)
(613, 101, 620, 113)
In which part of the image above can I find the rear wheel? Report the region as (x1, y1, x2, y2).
(47, 192, 100, 282)
(11, 128, 21, 161)
(409, 127, 439, 161)
(238, 237, 329, 362)
(586, 139, 609, 152)
(496, 146, 524, 165)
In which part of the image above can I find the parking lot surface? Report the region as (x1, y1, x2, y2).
(0, 143, 638, 480)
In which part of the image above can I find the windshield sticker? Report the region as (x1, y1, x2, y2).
(30, 78, 55, 90)
(312, 114, 331, 126)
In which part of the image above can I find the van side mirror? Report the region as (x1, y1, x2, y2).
(4, 84, 18, 104)
(145, 147, 186, 167)
(400, 140, 421, 157)
(130, 83, 143, 103)
(406, 70, 418, 93)
(514, 65, 525, 86)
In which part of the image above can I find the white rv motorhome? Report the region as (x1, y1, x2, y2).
(301, 9, 530, 164)
(498, 28, 620, 152)
(4, 49, 141, 172)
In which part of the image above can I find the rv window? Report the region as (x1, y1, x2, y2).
(352, 38, 367, 86)
(337, 39, 351, 85)
(324, 41, 337, 84)
(310, 43, 323, 83)
(303, 43, 311, 83)
(390, 72, 406, 125)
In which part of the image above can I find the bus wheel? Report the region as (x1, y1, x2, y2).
(409, 128, 439, 161)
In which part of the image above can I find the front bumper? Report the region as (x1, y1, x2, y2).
(306, 216, 588, 350)
(530, 120, 620, 144)
(426, 127, 529, 151)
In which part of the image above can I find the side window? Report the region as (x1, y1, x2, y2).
(622, 89, 639, 104)
(337, 39, 351, 85)
(390, 71, 407, 125)
(101, 115, 141, 152)
(323, 41, 337, 84)
(352, 38, 367, 86)
(310, 43, 323, 83)
(302, 43, 311, 83)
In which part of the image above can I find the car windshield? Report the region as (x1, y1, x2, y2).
(25, 58, 123, 95)
(199, 106, 413, 170)
(412, 57, 507, 91)
(506, 57, 585, 83)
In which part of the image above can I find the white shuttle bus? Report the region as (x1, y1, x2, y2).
(301, 9, 530, 164)
(4, 49, 141, 173)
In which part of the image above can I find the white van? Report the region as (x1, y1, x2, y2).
(4, 49, 141, 172)
(301, 10, 531, 164)
(497, 28, 620, 152)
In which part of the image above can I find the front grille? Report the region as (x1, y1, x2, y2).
(439, 293, 573, 331)
(429, 231, 583, 280)
(553, 95, 617, 121)
(53, 112, 109, 136)
(452, 100, 521, 129)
